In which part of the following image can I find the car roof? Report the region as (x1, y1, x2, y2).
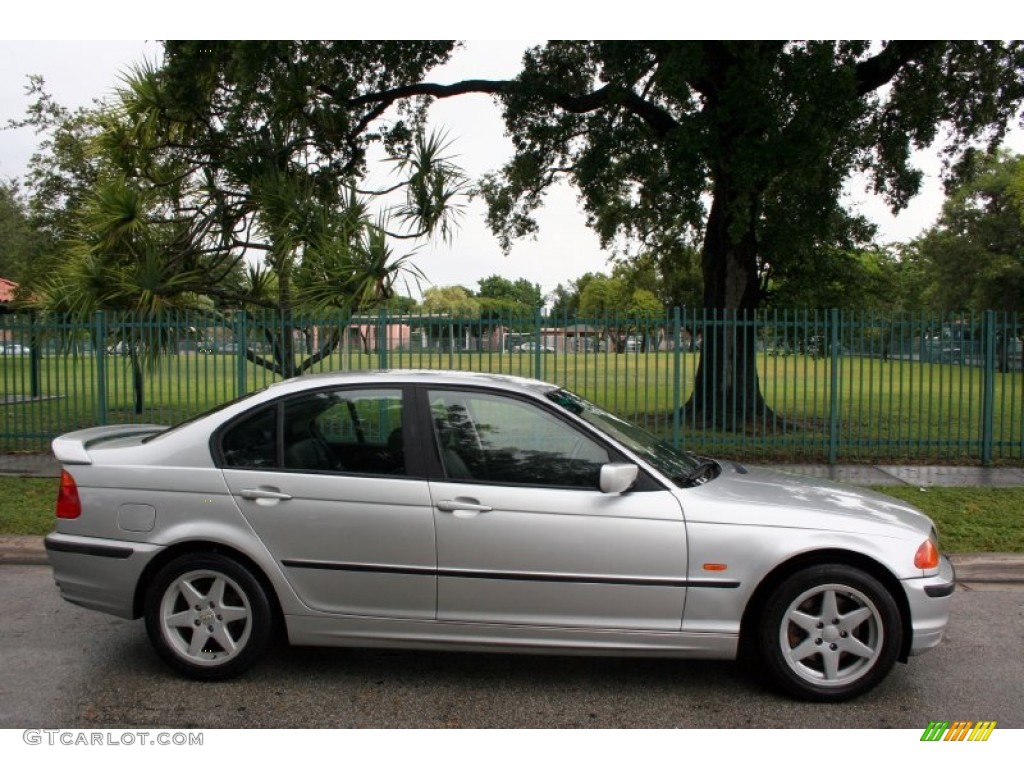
(264, 369, 559, 397)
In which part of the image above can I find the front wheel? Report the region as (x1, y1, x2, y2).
(144, 553, 274, 680)
(757, 564, 902, 702)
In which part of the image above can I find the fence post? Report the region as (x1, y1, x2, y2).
(94, 311, 108, 426)
(29, 312, 41, 398)
(533, 307, 543, 379)
(981, 309, 995, 466)
(828, 308, 840, 465)
(377, 309, 388, 369)
(672, 306, 681, 449)
(235, 312, 248, 397)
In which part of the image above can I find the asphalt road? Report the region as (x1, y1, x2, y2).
(1, 565, 1021, 729)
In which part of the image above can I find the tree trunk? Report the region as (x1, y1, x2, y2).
(684, 177, 771, 429)
(276, 267, 297, 379)
(129, 348, 145, 415)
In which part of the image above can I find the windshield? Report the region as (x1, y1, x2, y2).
(545, 388, 708, 486)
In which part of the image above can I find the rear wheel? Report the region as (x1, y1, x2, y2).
(144, 553, 274, 680)
(757, 564, 902, 702)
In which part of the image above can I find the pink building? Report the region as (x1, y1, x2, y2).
(0, 277, 17, 342)
(0, 277, 16, 307)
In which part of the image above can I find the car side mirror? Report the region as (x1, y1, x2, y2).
(599, 462, 638, 494)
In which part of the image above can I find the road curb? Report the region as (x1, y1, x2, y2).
(948, 553, 1024, 584)
(0, 536, 48, 566)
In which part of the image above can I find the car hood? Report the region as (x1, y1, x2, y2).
(680, 462, 935, 539)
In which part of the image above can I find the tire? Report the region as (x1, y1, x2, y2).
(757, 564, 902, 702)
(144, 553, 274, 680)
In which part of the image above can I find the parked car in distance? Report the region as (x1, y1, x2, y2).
(514, 342, 555, 353)
(0, 342, 29, 355)
(45, 370, 954, 701)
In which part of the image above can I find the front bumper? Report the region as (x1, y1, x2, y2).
(45, 532, 163, 619)
(902, 553, 957, 656)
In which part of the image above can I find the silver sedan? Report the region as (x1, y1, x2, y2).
(45, 370, 955, 701)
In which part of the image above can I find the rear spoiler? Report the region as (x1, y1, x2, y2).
(51, 424, 168, 465)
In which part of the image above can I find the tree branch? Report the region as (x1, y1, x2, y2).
(855, 41, 939, 95)
(346, 78, 682, 140)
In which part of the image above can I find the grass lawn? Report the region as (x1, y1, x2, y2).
(1, 476, 1021, 552)
(0, 477, 61, 535)
(878, 486, 1024, 553)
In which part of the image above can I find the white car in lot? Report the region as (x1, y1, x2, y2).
(45, 370, 954, 701)
(513, 342, 555, 353)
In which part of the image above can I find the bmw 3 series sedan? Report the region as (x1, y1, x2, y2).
(45, 370, 955, 701)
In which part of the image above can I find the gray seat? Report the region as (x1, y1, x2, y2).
(284, 412, 337, 472)
(285, 437, 336, 471)
(434, 416, 475, 480)
(443, 447, 472, 479)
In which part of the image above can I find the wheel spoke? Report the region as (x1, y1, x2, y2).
(212, 624, 237, 655)
(208, 576, 228, 607)
(788, 609, 820, 633)
(178, 578, 206, 606)
(164, 609, 194, 628)
(820, 589, 839, 622)
(187, 627, 207, 656)
(219, 605, 249, 623)
(839, 634, 876, 659)
(822, 648, 841, 680)
(787, 638, 821, 663)
(838, 606, 872, 632)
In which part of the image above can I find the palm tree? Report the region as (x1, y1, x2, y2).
(33, 179, 209, 414)
(33, 54, 472, 387)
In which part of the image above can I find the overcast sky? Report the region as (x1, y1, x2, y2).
(2, 36, 1022, 300)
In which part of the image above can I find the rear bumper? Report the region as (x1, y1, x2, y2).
(902, 553, 957, 656)
(45, 532, 162, 619)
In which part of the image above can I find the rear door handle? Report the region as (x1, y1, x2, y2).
(240, 487, 293, 502)
(436, 499, 493, 513)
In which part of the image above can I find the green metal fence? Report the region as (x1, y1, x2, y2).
(2, 308, 1022, 464)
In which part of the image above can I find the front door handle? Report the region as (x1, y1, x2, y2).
(436, 499, 493, 513)
(240, 487, 293, 502)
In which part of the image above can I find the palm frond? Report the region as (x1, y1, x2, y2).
(391, 129, 470, 243)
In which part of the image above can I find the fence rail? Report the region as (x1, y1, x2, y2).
(2, 308, 1022, 463)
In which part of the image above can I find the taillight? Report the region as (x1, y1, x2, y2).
(914, 538, 939, 570)
(56, 470, 81, 519)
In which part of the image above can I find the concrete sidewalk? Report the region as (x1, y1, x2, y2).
(769, 463, 1024, 487)
(0, 453, 61, 477)
(3, 451, 1023, 582)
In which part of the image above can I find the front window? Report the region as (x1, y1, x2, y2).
(428, 390, 609, 488)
